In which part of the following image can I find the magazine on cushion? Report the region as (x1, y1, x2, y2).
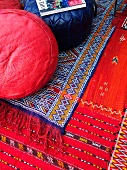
(36, 0, 86, 16)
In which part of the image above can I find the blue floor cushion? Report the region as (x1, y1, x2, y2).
(22, 0, 96, 51)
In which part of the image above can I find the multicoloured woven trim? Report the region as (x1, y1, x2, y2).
(108, 111, 127, 169)
(0, 134, 81, 170)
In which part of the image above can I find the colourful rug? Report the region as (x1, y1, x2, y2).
(0, 0, 117, 145)
(0, 0, 127, 169)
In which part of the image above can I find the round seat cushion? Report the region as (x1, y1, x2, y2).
(23, 0, 96, 51)
(0, 9, 58, 99)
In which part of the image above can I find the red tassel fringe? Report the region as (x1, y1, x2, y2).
(0, 101, 64, 152)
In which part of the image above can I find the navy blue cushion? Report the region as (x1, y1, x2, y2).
(22, 0, 96, 51)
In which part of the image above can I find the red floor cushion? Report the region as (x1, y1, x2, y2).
(0, 0, 22, 9)
(0, 9, 58, 99)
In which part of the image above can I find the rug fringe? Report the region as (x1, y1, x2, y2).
(0, 100, 63, 152)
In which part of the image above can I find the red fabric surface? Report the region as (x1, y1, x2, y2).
(79, 27, 127, 120)
(0, 9, 58, 99)
(0, 0, 22, 9)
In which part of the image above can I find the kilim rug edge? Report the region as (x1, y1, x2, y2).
(63, 27, 115, 131)
(108, 109, 127, 170)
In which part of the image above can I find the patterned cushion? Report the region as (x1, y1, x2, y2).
(0, 9, 58, 99)
(22, 0, 96, 51)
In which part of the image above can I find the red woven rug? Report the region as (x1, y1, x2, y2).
(0, 1, 127, 170)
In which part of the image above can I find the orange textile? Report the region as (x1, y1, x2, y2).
(79, 20, 127, 120)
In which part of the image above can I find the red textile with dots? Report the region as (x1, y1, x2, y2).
(0, 9, 58, 99)
(0, 0, 22, 9)
(79, 26, 127, 119)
